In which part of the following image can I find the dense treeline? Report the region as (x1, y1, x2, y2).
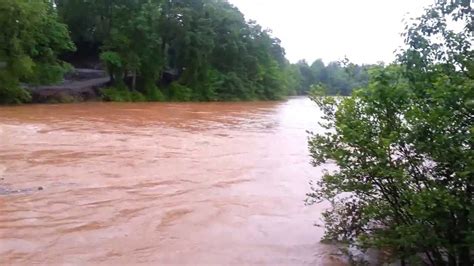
(0, 0, 371, 104)
(294, 59, 373, 96)
(0, 0, 303, 103)
(55, 0, 300, 101)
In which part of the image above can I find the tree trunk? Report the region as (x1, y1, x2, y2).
(448, 253, 456, 266)
(458, 246, 471, 266)
(432, 250, 445, 265)
(132, 71, 137, 91)
(458, 188, 472, 266)
(401, 258, 406, 266)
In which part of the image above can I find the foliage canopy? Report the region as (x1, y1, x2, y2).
(55, 0, 298, 101)
(0, 0, 75, 104)
(308, 1, 473, 264)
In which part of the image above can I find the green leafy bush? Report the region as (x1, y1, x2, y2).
(169, 82, 192, 102)
(0, 83, 31, 104)
(307, 1, 473, 264)
(130, 91, 146, 102)
(101, 86, 129, 102)
(101, 86, 146, 102)
(100, 51, 123, 81)
(144, 82, 165, 102)
(0, 0, 74, 104)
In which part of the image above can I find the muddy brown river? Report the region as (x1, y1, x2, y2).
(0, 97, 343, 265)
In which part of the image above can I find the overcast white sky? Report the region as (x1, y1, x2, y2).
(228, 0, 434, 64)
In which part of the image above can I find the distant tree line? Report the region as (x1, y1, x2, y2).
(293, 58, 376, 96)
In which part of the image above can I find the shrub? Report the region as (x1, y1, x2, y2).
(169, 82, 192, 102)
(144, 82, 165, 102)
(0, 84, 31, 104)
(100, 85, 144, 102)
(130, 91, 146, 102)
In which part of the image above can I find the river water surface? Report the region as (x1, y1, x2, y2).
(0, 97, 343, 265)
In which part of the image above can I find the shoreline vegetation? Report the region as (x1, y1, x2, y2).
(307, 1, 473, 265)
(1, 0, 372, 105)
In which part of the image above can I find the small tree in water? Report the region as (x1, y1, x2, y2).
(307, 1, 472, 265)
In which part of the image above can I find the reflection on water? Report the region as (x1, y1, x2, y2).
(0, 97, 344, 265)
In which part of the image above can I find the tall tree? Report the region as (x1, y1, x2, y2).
(307, 1, 473, 264)
(0, 0, 75, 103)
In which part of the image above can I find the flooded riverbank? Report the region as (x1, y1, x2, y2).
(0, 97, 344, 265)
